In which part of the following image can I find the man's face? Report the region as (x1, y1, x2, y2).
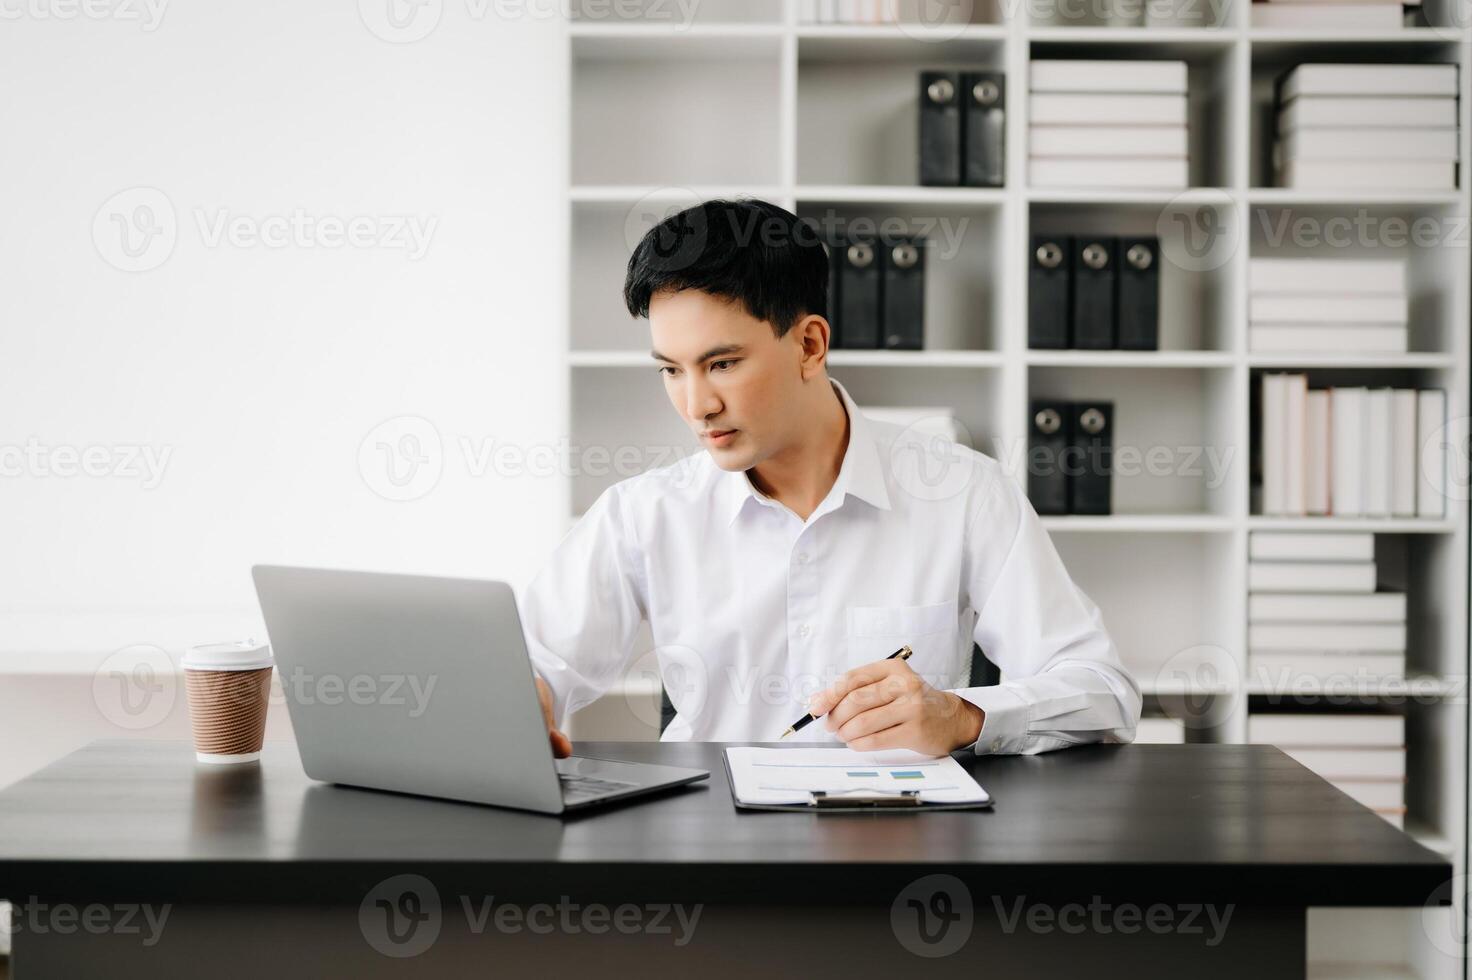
(648, 288, 804, 472)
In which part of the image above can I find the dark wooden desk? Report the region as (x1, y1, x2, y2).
(0, 740, 1451, 979)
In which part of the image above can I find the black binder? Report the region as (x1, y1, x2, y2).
(1117, 236, 1159, 351)
(963, 71, 1005, 188)
(1028, 235, 1071, 349)
(1028, 401, 1071, 516)
(1072, 238, 1116, 350)
(881, 238, 925, 350)
(919, 71, 962, 187)
(838, 239, 881, 349)
(1069, 402, 1114, 515)
(824, 235, 843, 349)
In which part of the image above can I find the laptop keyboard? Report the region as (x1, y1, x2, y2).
(559, 772, 638, 801)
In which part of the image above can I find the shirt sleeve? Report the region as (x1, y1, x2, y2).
(952, 468, 1142, 755)
(520, 482, 648, 727)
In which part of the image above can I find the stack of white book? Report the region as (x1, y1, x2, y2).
(1028, 60, 1189, 189)
(799, 0, 948, 23)
(1248, 531, 1406, 687)
(1248, 713, 1408, 828)
(1249, 257, 1407, 354)
(1251, 0, 1408, 29)
(1274, 64, 1460, 190)
(1259, 374, 1446, 518)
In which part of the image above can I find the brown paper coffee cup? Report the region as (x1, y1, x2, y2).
(183, 642, 274, 764)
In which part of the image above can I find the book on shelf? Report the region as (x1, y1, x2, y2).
(1277, 159, 1457, 191)
(1251, 3, 1403, 27)
(1028, 126, 1187, 157)
(1279, 63, 1459, 100)
(1030, 60, 1187, 95)
(1283, 746, 1406, 780)
(1417, 389, 1448, 518)
(1278, 95, 1458, 131)
(1029, 93, 1187, 126)
(1249, 531, 1374, 562)
(1278, 127, 1459, 161)
(1249, 257, 1405, 296)
(1249, 622, 1407, 653)
(1336, 780, 1406, 811)
(1248, 592, 1407, 622)
(1248, 712, 1404, 747)
(1249, 325, 1407, 354)
(1249, 651, 1404, 679)
(1248, 560, 1377, 593)
(1249, 295, 1406, 325)
(1261, 376, 1440, 518)
(1029, 157, 1188, 189)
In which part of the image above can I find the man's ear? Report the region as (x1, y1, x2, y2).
(792, 313, 831, 381)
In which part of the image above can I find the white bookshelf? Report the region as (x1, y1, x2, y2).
(564, 3, 1469, 975)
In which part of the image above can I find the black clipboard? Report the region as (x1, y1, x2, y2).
(721, 749, 994, 813)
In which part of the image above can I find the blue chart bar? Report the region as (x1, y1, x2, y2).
(890, 771, 925, 780)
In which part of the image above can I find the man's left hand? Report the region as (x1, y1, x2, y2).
(806, 658, 984, 755)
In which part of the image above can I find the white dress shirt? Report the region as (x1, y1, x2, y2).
(524, 378, 1140, 754)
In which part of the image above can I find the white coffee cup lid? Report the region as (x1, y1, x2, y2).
(183, 640, 273, 672)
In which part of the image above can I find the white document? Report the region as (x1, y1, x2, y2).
(724, 747, 990, 806)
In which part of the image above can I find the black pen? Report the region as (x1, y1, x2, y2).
(780, 645, 913, 739)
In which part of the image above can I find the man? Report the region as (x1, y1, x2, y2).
(525, 199, 1139, 759)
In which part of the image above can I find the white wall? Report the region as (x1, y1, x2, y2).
(0, 2, 567, 663)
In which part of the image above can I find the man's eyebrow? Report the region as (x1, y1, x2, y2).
(649, 344, 746, 364)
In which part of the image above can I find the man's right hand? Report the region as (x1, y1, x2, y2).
(536, 676, 573, 759)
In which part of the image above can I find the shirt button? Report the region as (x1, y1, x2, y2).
(798, 624, 812, 638)
(796, 551, 810, 564)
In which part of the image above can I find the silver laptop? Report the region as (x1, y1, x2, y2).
(251, 565, 708, 814)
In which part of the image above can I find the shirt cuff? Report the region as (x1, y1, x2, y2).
(953, 684, 1031, 755)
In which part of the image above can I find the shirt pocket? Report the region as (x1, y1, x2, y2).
(846, 599, 960, 687)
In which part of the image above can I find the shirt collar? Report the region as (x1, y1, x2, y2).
(722, 378, 892, 526)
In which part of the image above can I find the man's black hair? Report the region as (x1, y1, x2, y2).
(623, 198, 827, 338)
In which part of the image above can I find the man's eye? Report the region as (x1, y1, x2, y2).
(711, 360, 736, 372)
(657, 366, 678, 377)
